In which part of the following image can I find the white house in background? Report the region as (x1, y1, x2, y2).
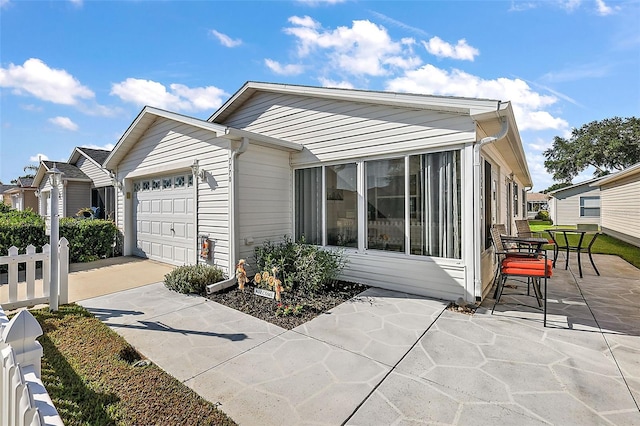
(592, 163, 640, 247)
(33, 148, 115, 219)
(104, 82, 531, 302)
(67, 147, 115, 219)
(548, 178, 605, 226)
(2, 177, 38, 212)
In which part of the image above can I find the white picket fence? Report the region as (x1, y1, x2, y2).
(0, 239, 68, 310)
(1, 307, 63, 426)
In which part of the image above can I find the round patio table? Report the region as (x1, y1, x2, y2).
(546, 228, 600, 278)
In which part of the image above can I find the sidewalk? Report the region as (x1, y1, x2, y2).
(78, 253, 640, 425)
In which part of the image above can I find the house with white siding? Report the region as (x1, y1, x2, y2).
(548, 177, 603, 227)
(105, 82, 532, 302)
(592, 163, 640, 247)
(33, 148, 114, 220)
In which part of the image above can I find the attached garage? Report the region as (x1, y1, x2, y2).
(132, 173, 195, 265)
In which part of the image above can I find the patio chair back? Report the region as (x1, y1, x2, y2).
(515, 219, 533, 238)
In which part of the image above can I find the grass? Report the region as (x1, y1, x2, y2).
(29, 304, 236, 426)
(528, 220, 640, 269)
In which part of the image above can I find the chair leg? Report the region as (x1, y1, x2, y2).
(588, 250, 600, 276)
(492, 275, 507, 314)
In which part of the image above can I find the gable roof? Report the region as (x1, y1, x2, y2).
(32, 161, 92, 187)
(208, 81, 532, 187)
(591, 162, 640, 187)
(69, 147, 111, 167)
(104, 106, 303, 170)
(548, 176, 605, 196)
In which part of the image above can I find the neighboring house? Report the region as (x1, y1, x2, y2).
(105, 82, 532, 302)
(32, 161, 93, 218)
(67, 147, 115, 219)
(3, 177, 38, 212)
(526, 192, 549, 219)
(1, 184, 18, 206)
(591, 163, 640, 247)
(548, 177, 604, 226)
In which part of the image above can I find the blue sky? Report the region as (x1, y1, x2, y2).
(1, 0, 638, 191)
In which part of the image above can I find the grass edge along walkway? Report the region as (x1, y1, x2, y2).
(28, 304, 236, 426)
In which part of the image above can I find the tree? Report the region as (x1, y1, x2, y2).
(544, 117, 640, 183)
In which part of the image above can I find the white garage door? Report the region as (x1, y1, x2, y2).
(133, 173, 195, 265)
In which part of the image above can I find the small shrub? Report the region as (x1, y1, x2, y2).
(535, 210, 551, 222)
(254, 236, 348, 296)
(164, 263, 225, 294)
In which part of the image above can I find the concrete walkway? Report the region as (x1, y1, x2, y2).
(77, 253, 640, 425)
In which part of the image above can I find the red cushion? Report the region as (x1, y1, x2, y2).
(502, 258, 553, 277)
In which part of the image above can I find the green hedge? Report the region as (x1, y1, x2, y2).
(0, 207, 119, 263)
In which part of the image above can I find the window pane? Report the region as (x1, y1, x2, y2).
(326, 164, 358, 247)
(295, 167, 322, 245)
(410, 151, 461, 259)
(367, 158, 405, 252)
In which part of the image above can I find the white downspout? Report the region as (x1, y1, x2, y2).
(472, 111, 508, 301)
(206, 135, 249, 294)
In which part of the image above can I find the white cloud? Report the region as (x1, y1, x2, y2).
(595, 0, 618, 15)
(422, 36, 479, 61)
(318, 77, 354, 89)
(210, 30, 242, 48)
(48, 116, 79, 131)
(80, 143, 115, 151)
(29, 153, 49, 162)
(385, 64, 569, 131)
(110, 78, 227, 112)
(264, 59, 304, 76)
(0, 58, 94, 105)
(284, 16, 421, 76)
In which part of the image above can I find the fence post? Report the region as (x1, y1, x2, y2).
(58, 238, 69, 305)
(26, 245, 36, 300)
(1, 310, 43, 379)
(8, 247, 18, 303)
(41, 245, 50, 298)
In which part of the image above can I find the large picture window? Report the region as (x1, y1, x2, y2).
(294, 149, 461, 259)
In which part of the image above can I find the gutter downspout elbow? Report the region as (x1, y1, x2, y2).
(472, 113, 508, 302)
(207, 136, 250, 294)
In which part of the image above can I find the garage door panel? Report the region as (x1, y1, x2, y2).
(133, 174, 195, 266)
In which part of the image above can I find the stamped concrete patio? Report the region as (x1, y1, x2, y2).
(78, 252, 640, 425)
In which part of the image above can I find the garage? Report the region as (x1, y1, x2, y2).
(133, 172, 195, 265)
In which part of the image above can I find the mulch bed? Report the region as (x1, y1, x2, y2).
(206, 281, 369, 329)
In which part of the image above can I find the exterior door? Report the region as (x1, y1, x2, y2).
(132, 173, 194, 265)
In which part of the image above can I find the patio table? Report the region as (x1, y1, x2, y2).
(546, 228, 600, 278)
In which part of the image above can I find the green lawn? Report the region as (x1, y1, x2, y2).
(528, 220, 640, 269)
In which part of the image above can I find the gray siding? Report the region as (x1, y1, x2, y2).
(550, 185, 601, 226)
(75, 156, 112, 188)
(600, 173, 640, 247)
(237, 144, 293, 267)
(223, 92, 476, 166)
(114, 117, 232, 272)
(65, 181, 91, 218)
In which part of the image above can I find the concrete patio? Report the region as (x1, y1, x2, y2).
(77, 252, 640, 425)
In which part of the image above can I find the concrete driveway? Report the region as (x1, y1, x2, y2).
(77, 252, 640, 425)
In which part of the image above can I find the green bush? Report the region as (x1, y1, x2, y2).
(254, 236, 348, 295)
(535, 210, 551, 223)
(60, 218, 119, 262)
(164, 263, 225, 294)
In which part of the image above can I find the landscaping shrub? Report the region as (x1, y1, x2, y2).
(60, 218, 119, 262)
(254, 236, 348, 295)
(164, 263, 225, 294)
(535, 210, 552, 223)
